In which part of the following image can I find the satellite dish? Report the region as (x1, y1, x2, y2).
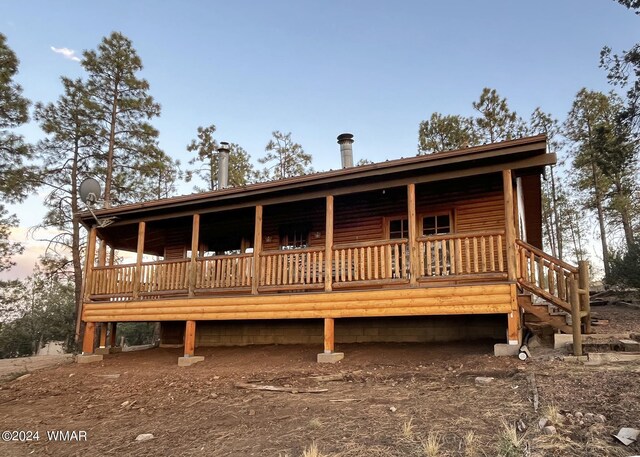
(79, 178, 101, 206)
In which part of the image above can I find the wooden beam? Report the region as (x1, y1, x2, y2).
(507, 311, 520, 345)
(570, 277, 583, 356)
(188, 214, 200, 297)
(324, 318, 335, 353)
(184, 320, 196, 357)
(109, 322, 117, 347)
(99, 323, 107, 348)
(502, 170, 517, 281)
(407, 184, 418, 286)
(325, 196, 334, 292)
(98, 240, 107, 267)
(108, 246, 115, 266)
(578, 261, 591, 334)
(82, 321, 96, 354)
(252, 205, 263, 295)
(132, 222, 146, 300)
(83, 227, 98, 302)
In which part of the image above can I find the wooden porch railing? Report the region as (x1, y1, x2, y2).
(417, 230, 506, 279)
(140, 258, 190, 294)
(516, 239, 590, 354)
(90, 264, 136, 297)
(258, 247, 325, 290)
(195, 254, 253, 290)
(332, 239, 409, 286)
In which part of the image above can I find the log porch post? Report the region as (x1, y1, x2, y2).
(81, 322, 96, 355)
(323, 318, 335, 353)
(407, 183, 418, 285)
(184, 320, 196, 357)
(188, 214, 200, 297)
(83, 227, 97, 302)
(252, 205, 263, 295)
(132, 222, 145, 300)
(578, 260, 591, 334)
(108, 247, 115, 266)
(98, 239, 107, 267)
(109, 323, 118, 347)
(503, 170, 521, 347)
(177, 320, 203, 366)
(99, 323, 107, 348)
(502, 170, 517, 282)
(570, 277, 583, 356)
(325, 195, 334, 292)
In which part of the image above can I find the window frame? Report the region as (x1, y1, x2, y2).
(419, 210, 454, 237)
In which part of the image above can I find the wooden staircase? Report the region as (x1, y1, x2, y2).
(515, 240, 591, 354)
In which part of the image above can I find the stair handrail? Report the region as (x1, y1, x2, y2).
(516, 239, 588, 356)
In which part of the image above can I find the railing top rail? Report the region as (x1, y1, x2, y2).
(417, 230, 505, 242)
(333, 239, 408, 249)
(516, 239, 578, 274)
(260, 246, 325, 255)
(196, 253, 253, 261)
(93, 263, 136, 271)
(141, 258, 191, 266)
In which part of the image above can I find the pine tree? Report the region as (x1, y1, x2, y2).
(34, 77, 100, 329)
(473, 88, 527, 143)
(258, 131, 312, 180)
(82, 32, 166, 207)
(565, 89, 621, 282)
(185, 124, 254, 191)
(0, 33, 34, 282)
(417, 113, 478, 154)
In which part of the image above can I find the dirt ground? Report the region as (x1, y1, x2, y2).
(1, 305, 639, 457)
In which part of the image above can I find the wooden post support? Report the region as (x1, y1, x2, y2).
(109, 322, 117, 347)
(82, 322, 96, 354)
(325, 196, 334, 292)
(578, 261, 591, 334)
(83, 227, 98, 302)
(132, 222, 146, 300)
(252, 205, 263, 295)
(98, 239, 107, 267)
(188, 214, 200, 297)
(76, 226, 97, 343)
(108, 247, 115, 266)
(570, 277, 583, 356)
(407, 183, 419, 286)
(507, 312, 520, 345)
(184, 320, 196, 357)
(99, 323, 107, 348)
(324, 318, 335, 353)
(502, 170, 517, 282)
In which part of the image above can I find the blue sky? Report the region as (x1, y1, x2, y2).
(2, 0, 638, 278)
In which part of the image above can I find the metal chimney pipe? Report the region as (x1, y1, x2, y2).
(217, 142, 230, 189)
(337, 133, 354, 168)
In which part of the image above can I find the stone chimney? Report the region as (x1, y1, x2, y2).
(337, 133, 354, 168)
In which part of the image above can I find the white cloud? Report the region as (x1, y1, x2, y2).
(50, 46, 81, 62)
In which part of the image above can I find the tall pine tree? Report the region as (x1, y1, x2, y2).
(82, 32, 168, 207)
(258, 131, 312, 181)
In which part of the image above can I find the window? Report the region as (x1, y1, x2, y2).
(422, 213, 451, 236)
(389, 218, 409, 239)
(279, 224, 309, 250)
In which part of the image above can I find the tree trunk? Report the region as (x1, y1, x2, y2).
(592, 162, 611, 282)
(613, 179, 635, 249)
(103, 82, 119, 208)
(549, 166, 563, 260)
(71, 136, 84, 344)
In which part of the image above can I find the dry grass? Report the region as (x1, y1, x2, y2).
(542, 404, 562, 424)
(463, 430, 478, 457)
(421, 431, 443, 457)
(496, 420, 526, 457)
(302, 441, 327, 457)
(309, 418, 323, 429)
(401, 417, 415, 440)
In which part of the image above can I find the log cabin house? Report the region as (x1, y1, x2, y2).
(78, 134, 590, 365)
